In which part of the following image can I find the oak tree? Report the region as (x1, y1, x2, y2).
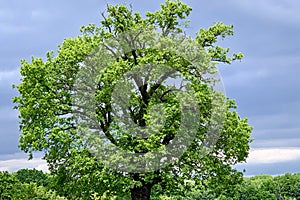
(13, 1, 252, 199)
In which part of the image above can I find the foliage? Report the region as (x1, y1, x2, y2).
(0, 169, 299, 199)
(0, 171, 20, 199)
(0, 171, 65, 200)
(150, 173, 300, 199)
(237, 173, 300, 200)
(13, 168, 51, 187)
(275, 173, 300, 199)
(13, 0, 252, 199)
(14, 182, 66, 200)
(238, 175, 277, 200)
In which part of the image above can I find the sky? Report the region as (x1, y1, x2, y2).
(0, 0, 300, 176)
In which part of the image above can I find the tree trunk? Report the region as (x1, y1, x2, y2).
(130, 184, 152, 200)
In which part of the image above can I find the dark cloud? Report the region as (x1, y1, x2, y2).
(0, 0, 300, 174)
(0, 120, 19, 154)
(253, 138, 300, 148)
(253, 128, 300, 140)
(0, 0, 107, 156)
(237, 159, 300, 176)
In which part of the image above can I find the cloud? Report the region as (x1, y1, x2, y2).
(0, 158, 48, 172)
(246, 148, 300, 164)
(252, 128, 300, 140)
(236, 160, 300, 176)
(0, 152, 48, 172)
(2, 148, 300, 174)
(0, 0, 300, 177)
(236, 148, 300, 176)
(249, 114, 300, 132)
(233, 0, 300, 25)
(0, 69, 21, 155)
(0, 69, 20, 85)
(0, 23, 33, 34)
(253, 138, 300, 148)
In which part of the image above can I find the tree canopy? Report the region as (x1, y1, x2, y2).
(0, 170, 64, 200)
(13, 0, 252, 199)
(1, 170, 300, 199)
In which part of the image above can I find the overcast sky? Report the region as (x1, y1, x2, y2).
(0, 0, 300, 176)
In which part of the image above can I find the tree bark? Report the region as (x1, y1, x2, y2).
(130, 184, 152, 200)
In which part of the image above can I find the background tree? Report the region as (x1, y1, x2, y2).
(275, 173, 300, 199)
(236, 173, 300, 200)
(14, 183, 66, 200)
(13, 0, 252, 199)
(14, 168, 51, 187)
(0, 171, 65, 200)
(238, 175, 276, 200)
(0, 171, 20, 199)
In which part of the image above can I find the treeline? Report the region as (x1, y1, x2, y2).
(164, 173, 300, 200)
(0, 169, 299, 199)
(0, 169, 64, 199)
(237, 174, 300, 200)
